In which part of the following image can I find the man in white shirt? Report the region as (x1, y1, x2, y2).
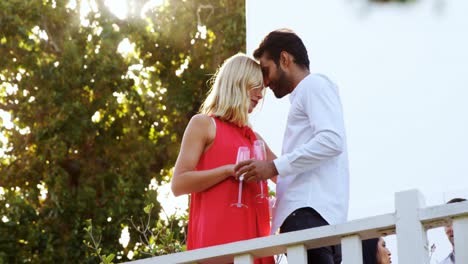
(236, 29, 349, 264)
(439, 198, 466, 264)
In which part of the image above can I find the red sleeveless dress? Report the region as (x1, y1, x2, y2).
(186, 117, 274, 264)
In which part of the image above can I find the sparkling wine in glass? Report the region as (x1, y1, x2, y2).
(231, 146, 250, 208)
(253, 140, 268, 201)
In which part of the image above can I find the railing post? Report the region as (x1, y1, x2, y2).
(234, 253, 254, 264)
(341, 235, 363, 264)
(395, 189, 429, 263)
(287, 244, 307, 264)
(453, 216, 468, 264)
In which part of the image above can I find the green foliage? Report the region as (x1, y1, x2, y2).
(84, 219, 116, 264)
(0, 0, 245, 262)
(129, 203, 187, 258)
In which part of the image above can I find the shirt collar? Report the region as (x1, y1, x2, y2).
(289, 73, 311, 104)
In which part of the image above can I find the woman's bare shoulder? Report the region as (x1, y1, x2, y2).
(189, 113, 212, 126)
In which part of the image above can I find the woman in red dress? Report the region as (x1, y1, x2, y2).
(171, 53, 276, 264)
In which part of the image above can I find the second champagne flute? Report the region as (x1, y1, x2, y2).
(253, 140, 268, 201)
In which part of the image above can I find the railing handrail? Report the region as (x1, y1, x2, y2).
(124, 190, 468, 264)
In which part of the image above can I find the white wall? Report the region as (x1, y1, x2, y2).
(246, 0, 468, 263)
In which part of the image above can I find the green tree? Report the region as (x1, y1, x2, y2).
(0, 0, 245, 262)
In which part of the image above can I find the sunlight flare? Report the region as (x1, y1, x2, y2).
(119, 226, 130, 248)
(105, 0, 128, 20)
(117, 38, 135, 57)
(141, 0, 164, 18)
(156, 182, 188, 222)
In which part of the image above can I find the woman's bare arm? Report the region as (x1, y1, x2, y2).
(171, 114, 234, 196)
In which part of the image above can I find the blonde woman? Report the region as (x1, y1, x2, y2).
(171, 53, 275, 264)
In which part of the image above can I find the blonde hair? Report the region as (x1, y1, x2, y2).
(200, 53, 264, 127)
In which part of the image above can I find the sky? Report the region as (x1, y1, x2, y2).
(246, 0, 468, 263)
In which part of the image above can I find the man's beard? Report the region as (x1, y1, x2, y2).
(272, 67, 293, 98)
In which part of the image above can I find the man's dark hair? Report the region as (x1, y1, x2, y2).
(447, 197, 467, 204)
(253, 29, 310, 70)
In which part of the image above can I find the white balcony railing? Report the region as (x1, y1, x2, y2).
(125, 189, 468, 264)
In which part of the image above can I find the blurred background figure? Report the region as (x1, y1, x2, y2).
(362, 237, 392, 264)
(440, 198, 467, 264)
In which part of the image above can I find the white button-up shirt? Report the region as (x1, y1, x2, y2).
(272, 73, 349, 234)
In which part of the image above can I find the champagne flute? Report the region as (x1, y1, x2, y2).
(253, 140, 268, 201)
(231, 146, 250, 208)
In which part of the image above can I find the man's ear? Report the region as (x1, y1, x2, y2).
(279, 51, 292, 69)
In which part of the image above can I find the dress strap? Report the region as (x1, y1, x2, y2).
(240, 126, 257, 144)
(210, 116, 217, 130)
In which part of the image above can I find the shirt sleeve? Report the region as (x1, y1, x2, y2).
(273, 75, 346, 176)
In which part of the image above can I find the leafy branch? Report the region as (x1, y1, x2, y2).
(83, 219, 116, 264)
(129, 203, 187, 257)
